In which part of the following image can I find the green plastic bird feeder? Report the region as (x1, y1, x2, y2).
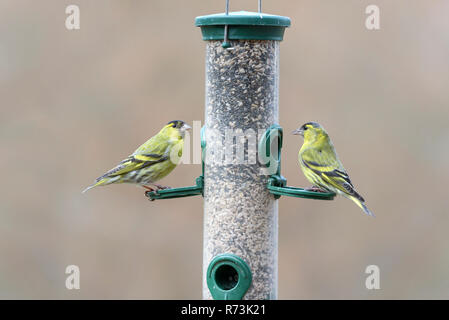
(199, 0, 290, 300)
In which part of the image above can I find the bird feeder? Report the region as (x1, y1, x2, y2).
(146, 0, 335, 300)
(197, 4, 288, 300)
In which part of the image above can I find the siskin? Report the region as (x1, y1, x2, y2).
(83, 120, 191, 193)
(292, 122, 373, 216)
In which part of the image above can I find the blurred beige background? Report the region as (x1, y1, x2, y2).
(1, 0, 448, 299)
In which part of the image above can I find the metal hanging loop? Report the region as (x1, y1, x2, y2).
(222, 0, 231, 48)
(222, 0, 263, 48)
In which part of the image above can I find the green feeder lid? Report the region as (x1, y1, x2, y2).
(195, 11, 291, 41)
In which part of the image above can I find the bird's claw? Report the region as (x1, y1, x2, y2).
(145, 191, 156, 201)
(306, 186, 327, 193)
(144, 184, 171, 201)
(153, 184, 171, 190)
(143, 186, 158, 201)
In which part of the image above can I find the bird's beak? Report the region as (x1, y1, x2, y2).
(292, 128, 303, 136)
(182, 123, 191, 131)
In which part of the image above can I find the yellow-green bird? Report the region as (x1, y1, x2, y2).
(292, 122, 373, 216)
(83, 120, 190, 193)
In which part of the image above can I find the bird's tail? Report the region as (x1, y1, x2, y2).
(82, 181, 101, 194)
(349, 196, 374, 217)
(82, 177, 116, 193)
(82, 184, 95, 193)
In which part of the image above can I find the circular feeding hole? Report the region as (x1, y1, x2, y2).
(215, 264, 239, 291)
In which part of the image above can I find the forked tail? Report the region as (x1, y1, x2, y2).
(350, 196, 374, 217)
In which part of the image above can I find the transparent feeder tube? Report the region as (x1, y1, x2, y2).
(203, 40, 280, 300)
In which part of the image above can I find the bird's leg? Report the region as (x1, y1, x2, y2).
(143, 185, 157, 192)
(151, 183, 171, 190)
(306, 186, 327, 193)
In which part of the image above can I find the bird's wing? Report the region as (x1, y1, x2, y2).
(95, 153, 168, 181)
(301, 146, 342, 173)
(300, 147, 364, 202)
(95, 135, 172, 181)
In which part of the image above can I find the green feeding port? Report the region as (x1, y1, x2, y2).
(215, 264, 239, 291)
(207, 253, 252, 300)
(258, 124, 336, 200)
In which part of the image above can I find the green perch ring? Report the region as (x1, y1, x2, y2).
(145, 177, 203, 201)
(258, 124, 336, 200)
